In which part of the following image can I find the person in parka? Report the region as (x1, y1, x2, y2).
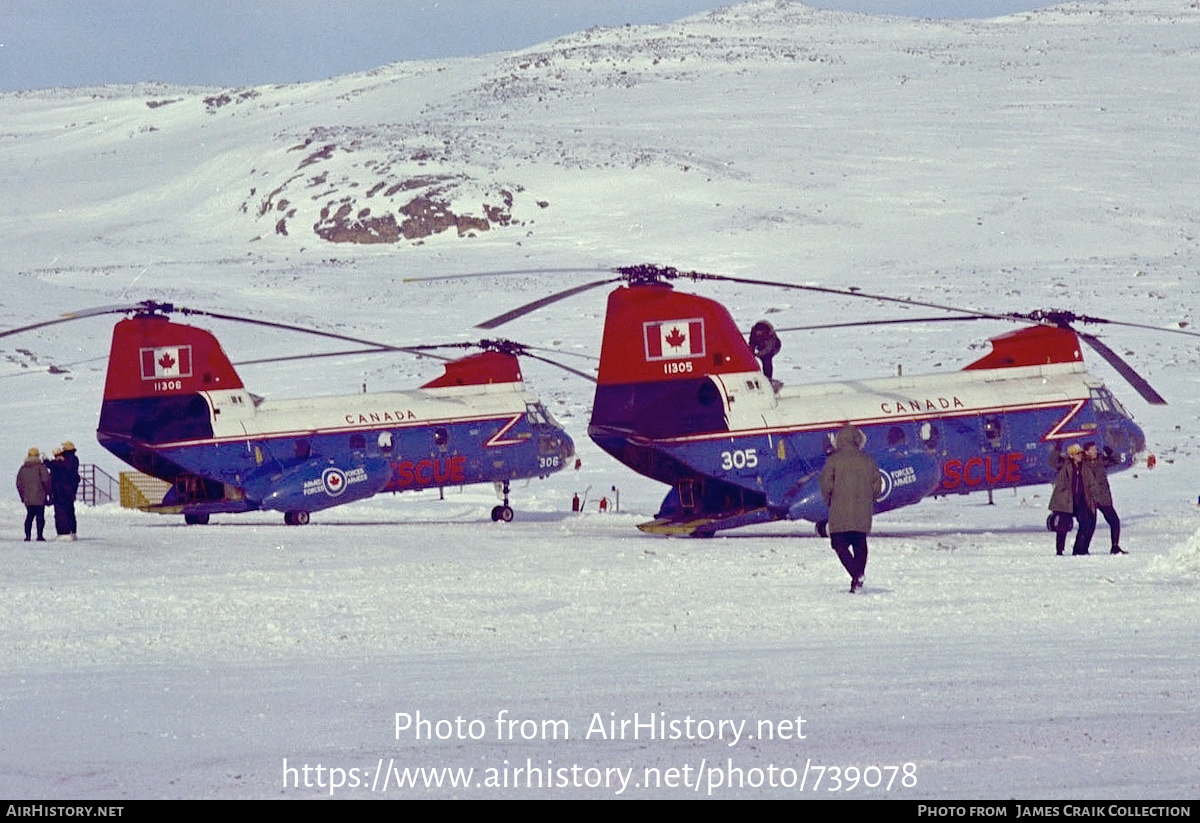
(819, 424, 883, 592)
(16, 447, 52, 541)
(1084, 441, 1125, 554)
(48, 440, 80, 540)
(748, 320, 782, 382)
(1049, 444, 1097, 556)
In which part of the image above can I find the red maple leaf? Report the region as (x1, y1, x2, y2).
(664, 326, 687, 349)
(158, 352, 176, 370)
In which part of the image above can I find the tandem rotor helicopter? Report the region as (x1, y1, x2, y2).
(455, 263, 1198, 538)
(5, 263, 1192, 534)
(3, 302, 579, 525)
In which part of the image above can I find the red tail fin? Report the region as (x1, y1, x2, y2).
(103, 314, 244, 401)
(964, 325, 1082, 370)
(591, 284, 760, 442)
(596, 284, 759, 386)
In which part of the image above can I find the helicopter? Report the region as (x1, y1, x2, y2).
(471, 264, 1193, 537)
(4, 301, 577, 525)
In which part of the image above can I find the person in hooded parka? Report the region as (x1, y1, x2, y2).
(819, 424, 882, 593)
(16, 448, 52, 542)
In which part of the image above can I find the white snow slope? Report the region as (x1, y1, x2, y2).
(2, 0, 1199, 799)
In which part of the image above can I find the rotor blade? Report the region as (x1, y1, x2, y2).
(403, 266, 619, 329)
(1045, 313, 1200, 340)
(400, 338, 597, 365)
(518, 344, 598, 363)
(773, 315, 989, 333)
(404, 267, 611, 284)
(475, 278, 623, 329)
(172, 307, 433, 351)
(677, 269, 1009, 321)
(2, 301, 424, 358)
(520, 352, 597, 383)
(1099, 319, 1200, 338)
(0, 303, 150, 340)
(234, 346, 453, 366)
(1076, 332, 1167, 405)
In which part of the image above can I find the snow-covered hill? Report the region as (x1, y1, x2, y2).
(2, 0, 1199, 799)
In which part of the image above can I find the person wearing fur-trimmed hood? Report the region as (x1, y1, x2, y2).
(16, 448, 52, 542)
(48, 441, 80, 540)
(819, 424, 882, 593)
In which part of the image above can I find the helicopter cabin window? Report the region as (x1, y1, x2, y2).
(919, 422, 939, 448)
(378, 432, 393, 453)
(294, 439, 311, 459)
(887, 426, 906, 446)
(433, 427, 449, 447)
(349, 433, 366, 451)
(697, 380, 721, 407)
(983, 416, 1002, 443)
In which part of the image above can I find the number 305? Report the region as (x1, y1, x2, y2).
(720, 448, 758, 470)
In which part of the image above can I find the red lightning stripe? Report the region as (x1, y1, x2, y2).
(1041, 398, 1090, 442)
(484, 414, 526, 447)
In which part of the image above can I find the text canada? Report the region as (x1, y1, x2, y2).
(880, 396, 966, 415)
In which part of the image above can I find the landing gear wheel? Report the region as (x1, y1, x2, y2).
(491, 480, 514, 523)
(284, 510, 310, 526)
(816, 520, 828, 538)
(184, 513, 210, 526)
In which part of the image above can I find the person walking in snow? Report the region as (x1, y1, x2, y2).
(819, 424, 882, 593)
(16, 448, 52, 542)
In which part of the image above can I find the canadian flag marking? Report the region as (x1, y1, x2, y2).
(643, 318, 705, 361)
(140, 346, 193, 380)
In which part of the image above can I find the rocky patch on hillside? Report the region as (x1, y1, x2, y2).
(248, 138, 539, 244)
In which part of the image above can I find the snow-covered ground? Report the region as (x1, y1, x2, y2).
(2, 0, 1199, 799)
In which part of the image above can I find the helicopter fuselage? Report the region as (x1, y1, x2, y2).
(587, 283, 1146, 536)
(97, 315, 574, 523)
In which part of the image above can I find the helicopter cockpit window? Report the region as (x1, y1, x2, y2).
(526, 403, 548, 426)
(1090, 388, 1127, 419)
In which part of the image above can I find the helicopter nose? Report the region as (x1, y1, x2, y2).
(559, 428, 576, 460)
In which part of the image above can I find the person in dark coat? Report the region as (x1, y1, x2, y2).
(819, 424, 883, 592)
(748, 320, 782, 381)
(48, 440, 81, 540)
(1084, 441, 1125, 554)
(16, 447, 52, 542)
(1049, 444, 1096, 556)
